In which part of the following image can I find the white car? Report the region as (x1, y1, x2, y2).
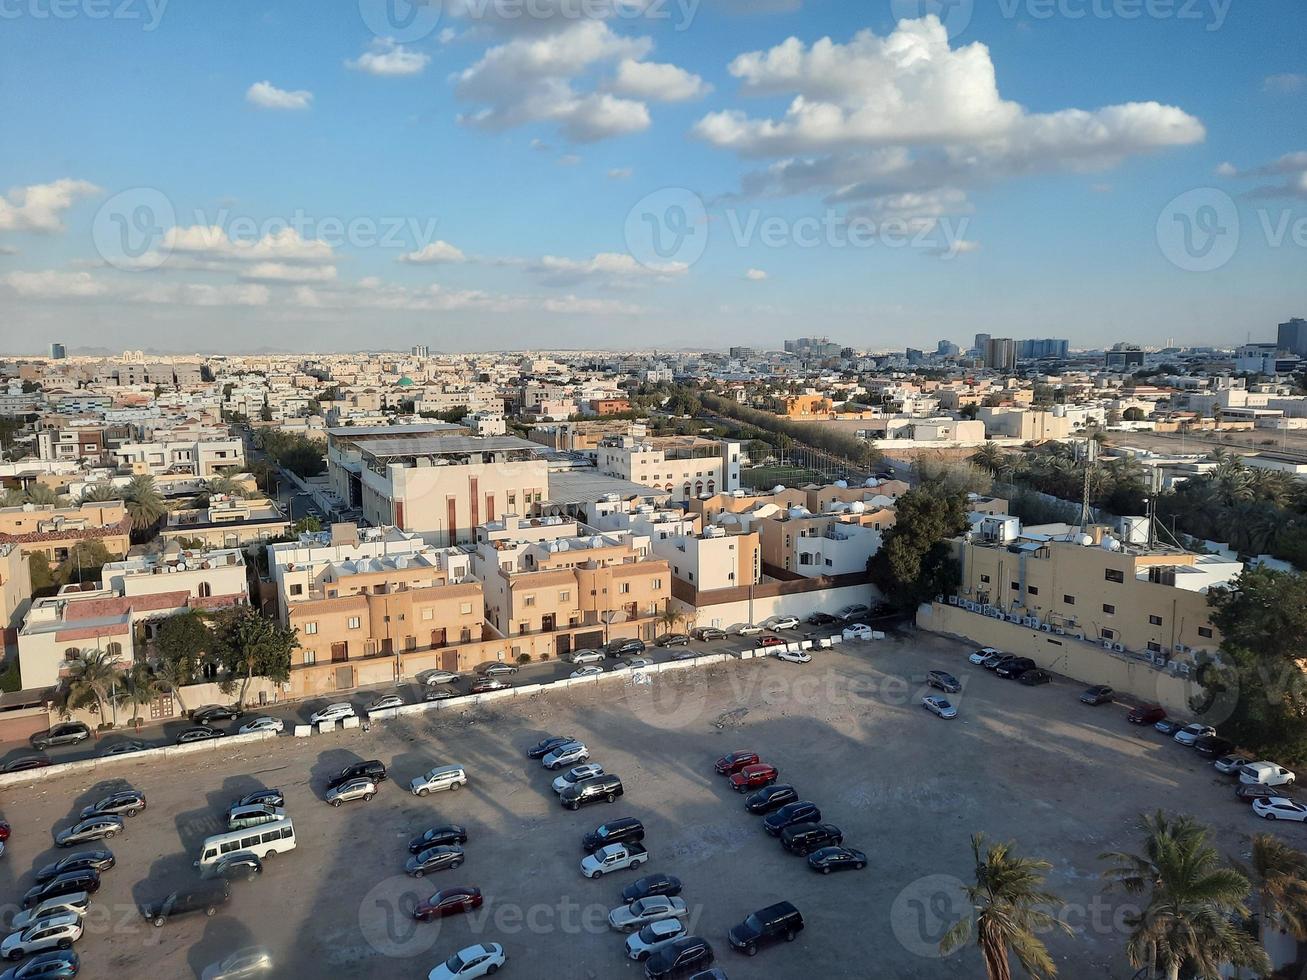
(552, 763, 604, 794)
(842, 624, 873, 641)
(425, 671, 459, 686)
(0, 912, 83, 959)
(309, 702, 356, 725)
(625, 658, 652, 669)
(11, 892, 90, 931)
(922, 696, 958, 719)
(776, 649, 811, 664)
(571, 650, 604, 666)
(1240, 761, 1297, 787)
(1253, 797, 1307, 822)
(768, 616, 801, 631)
(428, 943, 506, 980)
(570, 665, 604, 679)
(325, 777, 376, 807)
(625, 917, 687, 961)
(238, 716, 284, 735)
(732, 623, 765, 636)
(542, 742, 589, 770)
(608, 896, 689, 932)
(369, 695, 405, 712)
(968, 647, 999, 666)
(1173, 724, 1216, 746)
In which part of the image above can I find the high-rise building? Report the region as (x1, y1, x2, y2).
(49, 342, 66, 360)
(1277, 317, 1307, 357)
(1017, 338, 1070, 359)
(973, 333, 991, 353)
(1105, 344, 1145, 369)
(728, 346, 756, 360)
(984, 338, 1017, 371)
(411, 344, 430, 358)
(937, 340, 960, 357)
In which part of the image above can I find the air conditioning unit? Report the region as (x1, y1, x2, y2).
(1113, 643, 1126, 652)
(948, 596, 959, 606)
(1178, 663, 1191, 677)
(1103, 640, 1114, 650)
(1167, 661, 1180, 675)
(1054, 627, 1066, 635)
(935, 595, 945, 604)
(1144, 651, 1157, 665)
(1009, 614, 1022, 624)
(1173, 643, 1190, 654)
(1041, 624, 1052, 633)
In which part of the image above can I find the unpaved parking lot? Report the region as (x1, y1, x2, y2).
(0, 631, 1295, 979)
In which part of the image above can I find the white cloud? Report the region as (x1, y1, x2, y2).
(558, 154, 583, 166)
(744, 268, 767, 280)
(0, 179, 101, 233)
(925, 239, 980, 259)
(346, 39, 431, 77)
(400, 240, 468, 264)
(608, 167, 633, 179)
(610, 59, 711, 102)
(532, 251, 687, 285)
(2, 269, 270, 306)
(246, 81, 313, 110)
(1214, 161, 1238, 177)
(0, 245, 19, 255)
(163, 226, 335, 264)
(3, 270, 111, 298)
(1265, 73, 1306, 95)
(240, 262, 338, 283)
(1222, 152, 1307, 200)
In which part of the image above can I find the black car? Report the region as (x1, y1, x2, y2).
(926, 670, 961, 693)
(34, 849, 115, 883)
(201, 851, 263, 882)
(1236, 784, 1280, 803)
(583, 817, 644, 852)
(607, 638, 647, 658)
(693, 627, 727, 641)
(807, 845, 867, 874)
(995, 658, 1036, 680)
(29, 723, 90, 752)
(21, 870, 101, 909)
(191, 705, 243, 725)
(985, 655, 1018, 672)
(80, 790, 146, 820)
(560, 773, 623, 811)
(745, 784, 798, 815)
(780, 822, 843, 856)
(3, 756, 52, 773)
(139, 880, 230, 927)
(806, 613, 838, 626)
(1080, 685, 1115, 705)
(527, 736, 576, 760)
(644, 937, 714, 980)
(1018, 669, 1051, 686)
(175, 726, 225, 745)
(405, 845, 465, 877)
(622, 873, 683, 904)
(327, 760, 387, 791)
(233, 788, 284, 809)
(408, 825, 469, 854)
(655, 633, 691, 648)
(0, 950, 80, 980)
(763, 801, 821, 837)
(727, 901, 805, 956)
(1194, 735, 1235, 757)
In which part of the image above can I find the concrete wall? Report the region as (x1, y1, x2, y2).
(680, 583, 876, 631)
(917, 602, 1200, 713)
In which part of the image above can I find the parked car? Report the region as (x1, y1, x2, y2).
(581, 843, 648, 879)
(837, 604, 870, 621)
(0, 950, 80, 980)
(1080, 686, 1115, 705)
(406, 845, 465, 877)
(727, 901, 804, 956)
(79, 791, 145, 820)
(807, 845, 867, 874)
(995, 658, 1036, 680)
(1236, 784, 1281, 803)
(841, 625, 873, 641)
(2, 757, 50, 774)
(477, 663, 518, 677)
(11, 895, 89, 933)
(625, 658, 652, 669)
(425, 688, 458, 702)
(99, 740, 147, 757)
(138, 880, 230, 927)
(1253, 798, 1307, 822)
(560, 774, 624, 810)
(806, 613, 838, 626)
(542, 742, 590, 771)
(34, 851, 114, 884)
(1174, 724, 1217, 746)
(0, 820, 8, 842)
(469, 678, 512, 694)
(20, 874, 99, 912)
(325, 778, 376, 807)
(693, 627, 727, 641)
(29, 724, 90, 752)
(176, 727, 225, 745)
(780, 823, 843, 856)
(0, 913, 82, 961)
(232, 788, 284, 809)
(54, 817, 122, 848)
(1018, 669, 1051, 686)
(327, 760, 387, 791)
(768, 616, 801, 631)
(237, 717, 284, 735)
(626, 918, 687, 961)
(730, 624, 764, 636)
(308, 703, 356, 725)
(1154, 719, 1184, 736)
(927, 670, 961, 693)
(570, 650, 605, 666)
(427, 943, 505, 980)
(609, 895, 689, 932)
(982, 653, 1008, 670)
(553, 764, 605, 794)
(644, 937, 714, 980)
(758, 636, 786, 648)
(655, 634, 690, 648)
(922, 696, 957, 720)
(1194, 736, 1235, 758)
(730, 764, 779, 792)
(424, 671, 460, 686)
(968, 647, 1000, 665)
(1214, 755, 1252, 774)
(224, 804, 282, 829)
(369, 695, 405, 712)
(409, 826, 469, 854)
(1240, 762, 1297, 787)
(200, 851, 263, 883)
(414, 887, 483, 921)
(607, 639, 646, 658)
(527, 735, 577, 760)
(763, 801, 821, 836)
(745, 784, 798, 815)
(1128, 705, 1167, 725)
(570, 666, 604, 679)
(199, 946, 274, 980)
(583, 817, 644, 853)
(622, 872, 683, 904)
(191, 705, 243, 725)
(775, 649, 811, 664)
(714, 751, 759, 775)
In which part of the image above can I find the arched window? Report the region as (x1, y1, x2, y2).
(682, 483, 692, 500)
(707, 481, 715, 495)
(64, 647, 80, 662)
(197, 582, 212, 598)
(105, 642, 123, 661)
(695, 481, 704, 497)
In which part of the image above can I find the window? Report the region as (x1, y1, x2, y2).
(619, 582, 631, 594)
(460, 602, 473, 615)
(303, 650, 316, 665)
(64, 647, 80, 661)
(289, 584, 303, 596)
(422, 608, 433, 621)
(1147, 641, 1162, 653)
(1026, 586, 1039, 596)
(980, 574, 991, 584)
(198, 582, 212, 598)
(1010, 582, 1020, 592)
(1102, 603, 1116, 615)
(524, 595, 536, 607)
(1105, 569, 1124, 584)
(1198, 626, 1214, 639)
(1063, 594, 1075, 605)
(651, 578, 662, 590)
(1100, 627, 1116, 640)
(558, 591, 569, 603)
(261, 829, 281, 843)
(303, 622, 318, 635)
(1148, 615, 1162, 626)
(347, 617, 361, 630)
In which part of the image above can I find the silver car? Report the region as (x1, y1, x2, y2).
(608, 896, 689, 932)
(325, 777, 376, 807)
(542, 742, 589, 771)
(11, 893, 89, 932)
(201, 946, 275, 980)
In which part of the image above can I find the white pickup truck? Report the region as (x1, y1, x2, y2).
(580, 843, 649, 879)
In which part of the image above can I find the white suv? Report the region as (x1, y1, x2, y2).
(309, 702, 356, 725)
(542, 742, 589, 770)
(410, 765, 469, 796)
(1, 912, 83, 959)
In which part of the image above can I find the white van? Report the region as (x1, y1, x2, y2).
(197, 817, 296, 867)
(1239, 761, 1297, 787)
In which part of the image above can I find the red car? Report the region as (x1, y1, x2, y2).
(730, 763, 779, 792)
(413, 886, 483, 921)
(759, 636, 786, 648)
(714, 751, 759, 775)
(1128, 705, 1166, 725)
(0, 820, 9, 842)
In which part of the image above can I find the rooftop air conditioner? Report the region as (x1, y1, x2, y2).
(1113, 643, 1125, 652)
(1103, 639, 1114, 650)
(1041, 624, 1052, 633)
(1173, 643, 1190, 654)
(948, 596, 959, 606)
(1054, 627, 1066, 635)
(1178, 663, 1192, 677)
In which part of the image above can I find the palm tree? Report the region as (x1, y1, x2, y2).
(153, 656, 195, 716)
(120, 662, 162, 733)
(970, 443, 1004, 477)
(659, 605, 685, 637)
(22, 484, 61, 505)
(78, 482, 122, 503)
(1240, 833, 1307, 970)
(123, 474, 166, 532)
(1100, 810, 1269, 980)
(203, 474, 244, 500)
(939, 834, 1070, 980)
(60, 648, 122, 728)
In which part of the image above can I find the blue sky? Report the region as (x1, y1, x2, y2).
(0, 0, 1303, 353)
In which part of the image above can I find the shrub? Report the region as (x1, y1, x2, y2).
(516, 653, 532, 665)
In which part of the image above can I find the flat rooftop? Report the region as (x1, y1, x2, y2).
(544, 470, 668, 506)
(360, 435, 541, 458)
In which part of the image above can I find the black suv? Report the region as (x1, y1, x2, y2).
(560, 773, 623, 810)
(762, 801, 820, 836)
(327, 760, 387, 791)
(727, 901, 804, 956)
(606, 638, 646, 658)
(655, 634, 690, 648)
(806, 612, 838, 626)
(693, 627, 727, 641)
(29, 722, 90, 751)
(583, 817, 644, 852)
(140, 880, 230, 926)
(995, 657, 1036, 680)
(645, 936, 714, 980)
(22, 870, 101, 909)
(744, 784, 798, 815)
(780, 822, 843, 856)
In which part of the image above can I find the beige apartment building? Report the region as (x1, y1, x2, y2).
(163, 495, 290, 550)
(0, 501, 132, 564)
(597, 435, 742, 501)
(757, 509, 894, 577)
(1, 543, 31, 644)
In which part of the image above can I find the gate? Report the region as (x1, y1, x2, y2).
(441, 649, 460, 672)
(149, 694, 174, 721)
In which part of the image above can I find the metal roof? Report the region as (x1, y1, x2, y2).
(361, 435, 541, 458)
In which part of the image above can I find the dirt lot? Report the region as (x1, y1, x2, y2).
(0, 631, 1295, 979)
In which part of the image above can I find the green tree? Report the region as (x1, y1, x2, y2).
(1100, 811, 1268, 980)
(52, 540, 114, 588)
(153, 608, 212, 703)
(658, 605, 685, 636)
(78, 482, 122, 503)
(869, 482, 967, 612)
(119, 662, 162, 732)
(60, 648, 121, 728)
(210, 607, 298, 707)
(28, 551, 54, 594)
(969, 442, 1004, 476)
(940, 833, 1070, 980)
(1241, 833, 1307, 950)
(1123, 407, 1146, 422)
(22, 484, 61, 505)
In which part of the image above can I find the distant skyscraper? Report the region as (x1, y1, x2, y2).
(1277, 317, 1307, 357)
(937, 339, 960, 357)
(49, 342, 66, 360)
(974, 333, 991, 353)
(984, 338, 1017, 371)
(729, 346, 756, 359)
(1017, 338, 1070, 359)
(411, 344, 430, 358)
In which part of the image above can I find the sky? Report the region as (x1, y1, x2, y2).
(0, 0, 1304, 354)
